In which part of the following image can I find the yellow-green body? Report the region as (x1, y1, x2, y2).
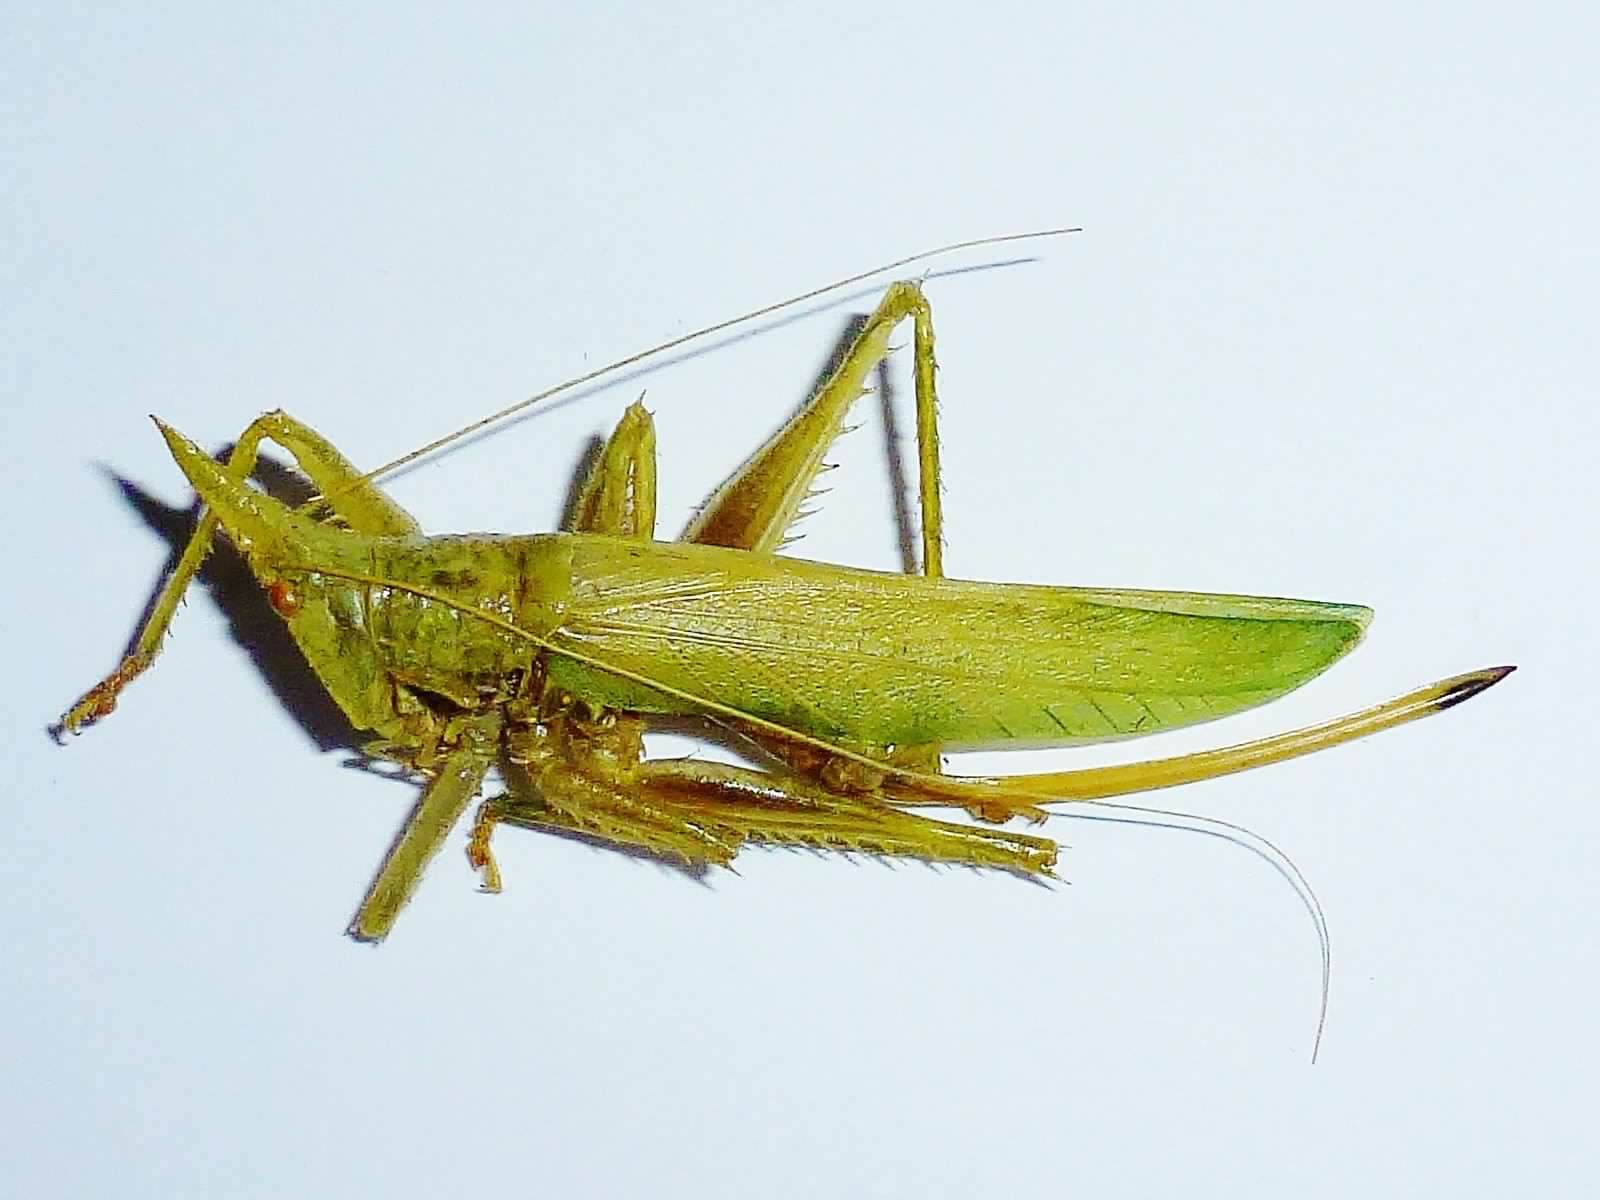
(246, 516, 1374, 755)
(59, 263, 1509, 979)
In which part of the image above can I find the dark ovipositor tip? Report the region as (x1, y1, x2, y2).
(1437, 664, 1517, 711)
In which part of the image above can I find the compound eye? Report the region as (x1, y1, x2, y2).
(267, 580, 303, 618)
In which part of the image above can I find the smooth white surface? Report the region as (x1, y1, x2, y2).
(5, 5, 1594, 1196)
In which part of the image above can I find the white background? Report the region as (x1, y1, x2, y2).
(5, 5, 1594, 1196)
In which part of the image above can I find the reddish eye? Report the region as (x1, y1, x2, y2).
(268, 580, 303, 617)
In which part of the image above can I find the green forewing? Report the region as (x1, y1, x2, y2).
(544, 536, 1372, 750)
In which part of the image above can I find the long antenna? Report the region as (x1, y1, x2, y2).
(351, 227, 1080, 488)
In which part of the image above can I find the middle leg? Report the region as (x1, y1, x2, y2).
(467, 400, 669, 886)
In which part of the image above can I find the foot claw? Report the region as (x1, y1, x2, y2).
(467, 800, 504, 893)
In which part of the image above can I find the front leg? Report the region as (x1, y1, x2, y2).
(350, 712, 501, 942)
(61, 410, 422, 734)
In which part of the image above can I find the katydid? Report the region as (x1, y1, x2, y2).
(59, 234, 1511, 1051)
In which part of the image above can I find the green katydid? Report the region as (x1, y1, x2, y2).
(59, 232, 1511, 1055)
